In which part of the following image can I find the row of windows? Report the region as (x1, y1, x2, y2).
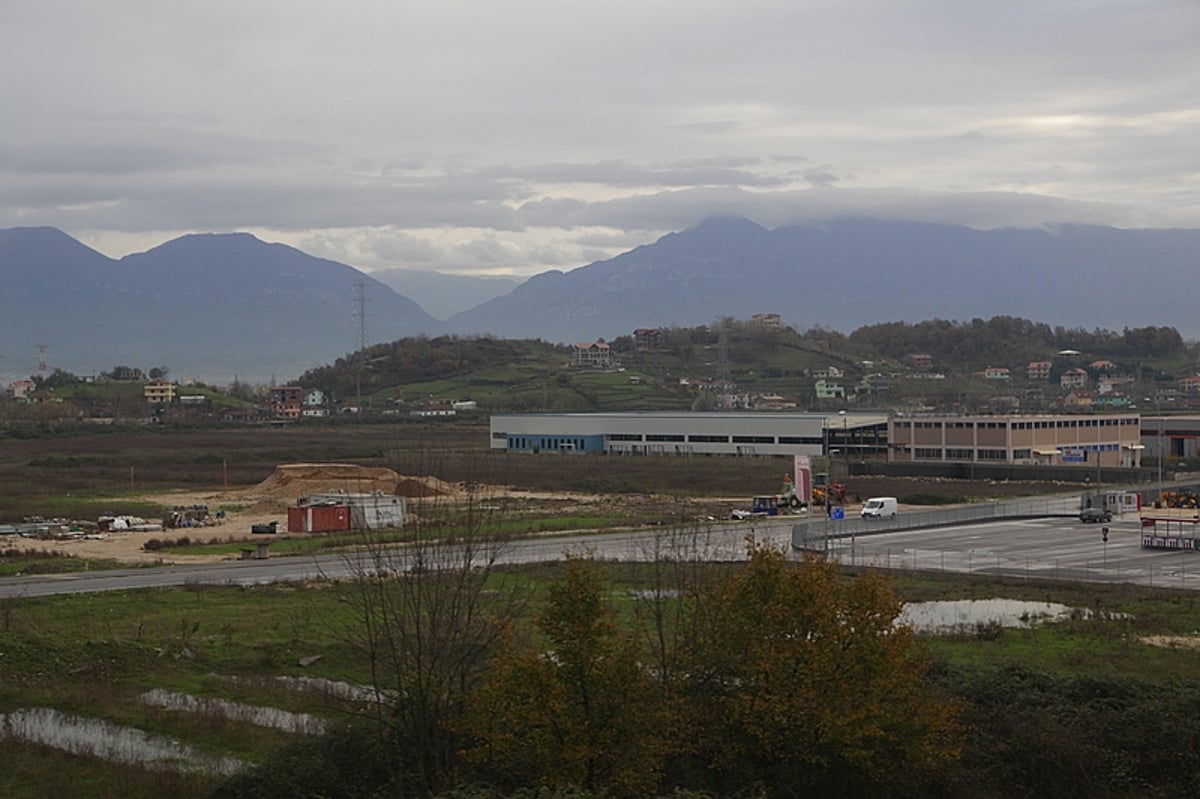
(913, 448, 1013, 461)
(607, 433, 824, 445)
(908, 446, 1119, 462)
(897, 418, 1138, 430)
(507, 437, 587, 450)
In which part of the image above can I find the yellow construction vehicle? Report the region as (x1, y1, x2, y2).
(1160, 488, 1198, 509)
(811, 473, 847, 506)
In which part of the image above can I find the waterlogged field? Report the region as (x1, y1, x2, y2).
(6, 420, 1196, 796)
(5, 568, 1200, 797)
(0, 580, 377, 798)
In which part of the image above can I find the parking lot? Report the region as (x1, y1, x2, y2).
(812, 512, 1200, 590)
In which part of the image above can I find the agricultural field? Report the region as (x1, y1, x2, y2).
(8, 420, 1200, 797)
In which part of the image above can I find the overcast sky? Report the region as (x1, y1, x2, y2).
(3, 0, 1198, 277)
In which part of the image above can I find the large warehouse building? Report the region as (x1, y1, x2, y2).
(490, 411, 1145, 468)
(489, 412, 887, 459)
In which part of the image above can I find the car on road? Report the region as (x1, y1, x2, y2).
(861, 497, 899, 519)
(1079, 507, 1112, 523)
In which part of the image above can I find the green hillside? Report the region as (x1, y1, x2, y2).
(291, 318, 1198, 415)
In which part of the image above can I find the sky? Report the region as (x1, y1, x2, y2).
(3, 0, 1198, 278)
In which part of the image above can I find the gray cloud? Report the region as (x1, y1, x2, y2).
(0, 0, 1196, 275)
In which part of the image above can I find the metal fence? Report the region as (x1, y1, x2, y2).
(790, 495, 1080, 550)
(821, 538, 1200, 591)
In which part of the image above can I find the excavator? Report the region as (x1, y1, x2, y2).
(811, 473, 847, 507)
(1160, 488, 1199, 509)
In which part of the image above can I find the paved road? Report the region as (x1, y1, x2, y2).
(825, 513, 1200, 590)
(3, 505, 1198, 598)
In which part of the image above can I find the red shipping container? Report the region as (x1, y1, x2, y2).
(287, 504, 351, 533)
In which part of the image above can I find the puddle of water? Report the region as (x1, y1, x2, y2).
(899, 599, 1088, 633)
(224, 674, 394, 703)
(140, 688, 328, 735)
(0, 707, 244, 775)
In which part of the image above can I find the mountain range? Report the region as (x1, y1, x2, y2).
(2, 218, 1198, 382)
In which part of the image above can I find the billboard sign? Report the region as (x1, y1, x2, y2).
(1060, 448, 1086, 463)
(794, 455, 812, 502)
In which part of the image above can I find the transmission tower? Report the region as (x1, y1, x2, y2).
(716, 321, 735, 410)
(36, 344, 48, 376)
(353, 280, 368, 354)
(353, 281, 368, 405)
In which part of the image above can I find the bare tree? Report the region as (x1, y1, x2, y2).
(335, 469, 533, 795)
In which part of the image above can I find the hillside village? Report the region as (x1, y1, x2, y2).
(4, 316, 1200, 423)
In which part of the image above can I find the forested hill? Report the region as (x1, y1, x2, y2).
(843, 318, 1185, 365)
(294, 318, 1192, 412)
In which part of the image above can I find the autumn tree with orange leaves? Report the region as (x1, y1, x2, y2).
(464, 555, 675, 797)
(463, 541, 959, 798)
(676, 540, 961, 797)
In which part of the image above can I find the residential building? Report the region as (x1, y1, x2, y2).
(814, 378, 845, 399)
(904, 353, 934, 369)
(1098, 375, 1134, 395)
(1178, 374, 1200, 394)
(1060, 368, 1089, 389)
(633, 328, 664, 350)
(983, 366, 1011, 381)
(143, 379, 176, 404)
(1027, 361, 1052, 380)
(269, 385, 303, 420)
(572, 339, 613, 368)
(8, 379, 35, 401)
(752, 312, 782, 329)
(1063, 389, 1094, 410)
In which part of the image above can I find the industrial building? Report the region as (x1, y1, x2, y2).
(489, 412, 888, 458)
(491, 411, 1156, 470)
(889, 413, 1143, 468)
(1142, 415, 1200, 462)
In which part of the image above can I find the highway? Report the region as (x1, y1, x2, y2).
(2, 506, 1199, 598)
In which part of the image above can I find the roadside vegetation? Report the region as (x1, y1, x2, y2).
(6, 539, 1200, 798)
(3, 420, 1199, 797)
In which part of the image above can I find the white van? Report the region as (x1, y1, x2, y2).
(861, 497, 898, 519)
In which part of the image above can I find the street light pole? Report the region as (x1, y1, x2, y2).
(1145, 395, 1165, 503)
(1159, 406, 1165, 499)
(840, 409, 849, 478)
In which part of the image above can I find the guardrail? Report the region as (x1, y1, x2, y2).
(791, 495, 1081, 551)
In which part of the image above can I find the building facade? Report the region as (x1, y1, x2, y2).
(490, 412, 888, 458)
(143, 379, 176, 404)
(571, 339, 613, 368)
(889, 413, 1142, 468)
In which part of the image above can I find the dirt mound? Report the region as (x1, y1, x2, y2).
(239, 463, 458, 508)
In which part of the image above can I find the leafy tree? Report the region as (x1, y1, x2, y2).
(464, 556, 674, 797)
(677, 541, 961, 797)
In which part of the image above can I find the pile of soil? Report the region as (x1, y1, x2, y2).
(235, 463, 459, 514)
